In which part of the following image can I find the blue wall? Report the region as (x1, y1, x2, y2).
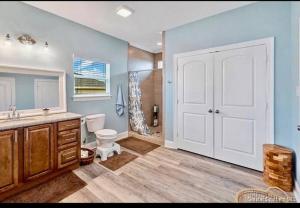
(164, 1, 293, 147)
(0, 2, 129, 143)
(290, 1, 300, 186)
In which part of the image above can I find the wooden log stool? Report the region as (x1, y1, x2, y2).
(263, 144, 293, 192)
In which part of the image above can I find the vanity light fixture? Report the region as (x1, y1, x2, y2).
(116, 5, 134, 18)
(17, 34, 36, 45)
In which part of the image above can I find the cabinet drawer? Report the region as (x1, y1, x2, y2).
(58, 146, 79, 169)
(58, 129, 79, 146)
(58, 119, 80, 131)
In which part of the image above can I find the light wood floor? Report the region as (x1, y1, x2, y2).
(60, 145, 288, 203)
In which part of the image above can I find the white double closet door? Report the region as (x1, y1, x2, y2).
(177, 44, 270, 171)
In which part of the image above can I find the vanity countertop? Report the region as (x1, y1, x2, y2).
(0, 112, 82, 131)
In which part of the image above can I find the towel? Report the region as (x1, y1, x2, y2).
(116, 84, 127, 117)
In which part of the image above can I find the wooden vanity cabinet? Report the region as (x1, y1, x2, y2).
(0, 130, 18, 193)
(0, 118, 81, 201)
(23, 124, 55, 181)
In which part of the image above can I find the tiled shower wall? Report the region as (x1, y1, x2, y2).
(128, 45, 163, 130)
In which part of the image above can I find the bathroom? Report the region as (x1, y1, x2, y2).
(2, 1, 300, 203)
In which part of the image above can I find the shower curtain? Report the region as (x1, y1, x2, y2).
(128, 72, 151, 135)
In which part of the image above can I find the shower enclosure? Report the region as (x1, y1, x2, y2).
(128, 46, 163, 144)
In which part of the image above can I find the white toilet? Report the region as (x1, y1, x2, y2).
(85, 114, 121, 161)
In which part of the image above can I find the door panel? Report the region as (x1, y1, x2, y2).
(222, 55, 254, 107)
(0, 130, 18, 193)
(0, 78, 15, 111)
(183, 113, 207, 143)
(222, 117, 254, 154)
(34, 79, 59, 109)
(214, 45, 267, 170)
(177, 53, 214, 157)
(183, 61, 207, 104)
(24, 124, 54, 181)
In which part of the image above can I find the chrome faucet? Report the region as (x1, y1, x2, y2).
(7, 105, 20, 120)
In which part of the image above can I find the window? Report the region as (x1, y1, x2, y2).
(72, 57, 111, 101)
(157, 60, 163, 69)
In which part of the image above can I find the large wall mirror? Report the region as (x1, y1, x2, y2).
(0, 65, 66, 119)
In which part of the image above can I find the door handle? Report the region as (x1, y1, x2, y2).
(208, 109, 213, 113)
(14, 131, 18, 143)
(215, 109, 220, 114)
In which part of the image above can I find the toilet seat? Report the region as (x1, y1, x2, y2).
(95, 129, 117, 139)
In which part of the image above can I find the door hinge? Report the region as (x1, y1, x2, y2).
(177, 99, 179, 104)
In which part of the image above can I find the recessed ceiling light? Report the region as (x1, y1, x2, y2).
(157, 42, 162, 46)
(116, 5, 134, 18)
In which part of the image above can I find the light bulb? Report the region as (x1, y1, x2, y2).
(4, 33, 11, 46)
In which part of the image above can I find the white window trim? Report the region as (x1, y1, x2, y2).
(73, 59, 111, 102)
(72, 94, 112, 101)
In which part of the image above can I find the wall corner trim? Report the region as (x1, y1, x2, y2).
(164, 140, 177, 149)
(294, 179, 300, 202)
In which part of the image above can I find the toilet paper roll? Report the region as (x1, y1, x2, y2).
(81, 150, 89, 158)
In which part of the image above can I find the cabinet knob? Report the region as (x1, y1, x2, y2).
(215, 109, 220, 114)
(208, 109, 213, 113)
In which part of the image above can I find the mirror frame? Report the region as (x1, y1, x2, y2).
(0, 64, 66, 119)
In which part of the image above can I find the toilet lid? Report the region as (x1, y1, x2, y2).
(95, 129, 117, 137)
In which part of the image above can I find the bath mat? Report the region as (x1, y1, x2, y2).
(3, 171, 86, 203)
(116, 137, 160, 155)
(99, 151, 138, 171)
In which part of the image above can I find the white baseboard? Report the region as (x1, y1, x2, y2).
(164, 140, 177, 149)
(294, 179, 300, 202)
(82, 131, 128, 149)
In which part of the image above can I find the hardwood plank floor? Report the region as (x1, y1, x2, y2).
(60, 146, 292, 203)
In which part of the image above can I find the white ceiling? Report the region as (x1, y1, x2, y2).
(23, 1, 254, 53)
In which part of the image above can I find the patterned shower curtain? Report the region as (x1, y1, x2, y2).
(128, 72, 151, 135)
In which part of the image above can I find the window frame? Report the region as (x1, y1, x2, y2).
(72, 57, 111, 101)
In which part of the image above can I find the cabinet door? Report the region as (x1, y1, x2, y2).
(0, 130, 18, 193)
(24, 124, 54, 181)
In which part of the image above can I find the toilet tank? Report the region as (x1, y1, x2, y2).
(85, 114, 105, 132)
